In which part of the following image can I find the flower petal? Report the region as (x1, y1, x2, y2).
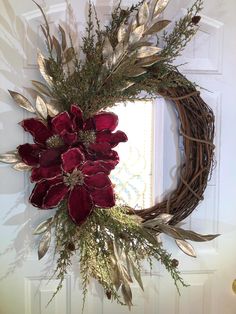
(18, 143, 40, 166)
(84, 173, 111, 190)
(39, 148, 62, 167)
(51, 111, 74, 134)
(68, 186, 93, 225)
(30, 180, 50, 208)
(105, 150, 120, 164)
(70, 104, 83, 119)
(31, 165, 62, 182)
(91, 185, 115, 208)
(93, 149, 120, 163)
(20, 118, 53, 144)
(43, 183, 68, 208)
(61, 130, 77, 145)
(100, 160, 117, 172)
(89, 142, 111, 154)
(96, 130, 128, 147)
(61, 147, 85, 173)
(82, 160, 112, 175)
(83, 117, 95, 131)
(71, 104, 84, 130)
(93, 112, 118, 131)
(71, 104, 83, 118)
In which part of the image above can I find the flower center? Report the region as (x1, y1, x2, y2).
(63, 169, 84, 188)
(46, 135, 64, 148)
(78, 130, 96, 146)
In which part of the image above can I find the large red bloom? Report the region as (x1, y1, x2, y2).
(30, 148, 115, 225)
(17, 104, 128, 183)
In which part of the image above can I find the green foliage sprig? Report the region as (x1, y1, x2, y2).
(33, 0, 203, 118)
(161, 0, 203, 61)
(50, 205, 186, 310)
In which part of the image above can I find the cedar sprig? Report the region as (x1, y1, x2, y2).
(161, 0, 203, 61)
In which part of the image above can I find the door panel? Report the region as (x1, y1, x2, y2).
(0, 1, 236, 314)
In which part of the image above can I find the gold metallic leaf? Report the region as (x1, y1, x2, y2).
(34, 217, 53, 235)
(130, 214, 143, 224)
(232, 280, 236, 294)
(8, 90, 35, 113)
(155, 223, 183, 239)
(143, 213, 173, 228)
(59, 24, 67, 51)
(157, 223, 219, 243)
(129, 25, 145, 45)
(141, 228, 159, 246)
(131, 17, 138, 32)
(52, 35, 62, 62)
(40, 24, 48, 41)
(112, 241, 132, 284)
(46, 102, 61, 117)
(136, 46, 161, 58)
(37, 51, 53, 86)
(153, 0, 170, 17)
(144, 20, 171, 35)
(130, 259, 144, 291)
(118, 23, 127, 43)
(136, 55, 163, 67)
(120, 264, 133, 284)
(36, 95, 48, 120)
(119, 81, 135, 91)
(138, 1, 149, 25)
(125, 253, 131, 276)
(131, 41, 153, 50)
(126, 67, 147, 77)
(13, 162, 32, 171)
(155, 213, 173, 224)
(38, 229, 51, 260)
(33, 1, 53, 51)
(121, 283, 132, 310)
(111, 265, 122, 291)
(103, 37, 113, 59)
(31, 80, 51, 97)
(0, 152, 19, 164)
(9, 149, 18, 155)
(113, 240, 120, 262)
(63, 47, 75, 64)
(103, 58, 112, 70)
(33, 1, 50, 38)
(114, 42, 125, 63)
(172, 227, 220, 242)
(111, 53, 118, 67)
(175, 239, 196, 258)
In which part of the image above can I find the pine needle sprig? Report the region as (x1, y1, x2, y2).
(161, 0, 203, 61)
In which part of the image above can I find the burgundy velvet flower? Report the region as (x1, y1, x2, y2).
(30, 148, 116, 225)
(17, 105, 127, 224)
(69, 104, 128, 162)
(17, 104, 127, 182)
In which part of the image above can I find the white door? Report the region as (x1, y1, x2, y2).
(0, 0, 236, 314)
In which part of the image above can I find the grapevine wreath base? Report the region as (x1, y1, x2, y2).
(0, 0, 218, 310)
(137, 86, 215, 225)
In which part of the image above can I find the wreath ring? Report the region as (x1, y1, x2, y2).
(134, 86, 215, 225)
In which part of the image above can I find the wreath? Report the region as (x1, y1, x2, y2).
(0, 0, 218, 310)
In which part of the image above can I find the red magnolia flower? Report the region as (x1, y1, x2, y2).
(57, 104, 128, 162)
(30, 148, 115, 225)
(17, 104, 127, 183)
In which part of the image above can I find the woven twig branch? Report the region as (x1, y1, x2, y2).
(133, 78, 215, 225)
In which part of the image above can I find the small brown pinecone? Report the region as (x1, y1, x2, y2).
(106, 291, 112, 300)
(192, 16, 201, 25)
(171, 259, 179, 268)
(67, 242, 76, 251)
